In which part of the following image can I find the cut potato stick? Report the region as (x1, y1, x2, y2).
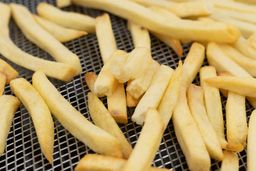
(200, 66, 226, 148)
(11, 4, 82, 74)
(0, 73, 6, 96)
(248, 110, 256, 171)
(220, 151, 239, 171)
(72, 0, 240, 43)
(75, 154, 170, 171)
(37, 2, 95, 32)
(0, 3, 11, 36)
(235, 0, 256, 4)
(173, 87, 210, 171)
(122, 109, 164, 171)
(126, 92, 139, 107)
(158, 61, 183, 128)
(32, 71, 122, 157)
(187, 84, 223, 161)
(34, 15, 87, 43)
(234, 36, 256, 60)
(0, 95, 20, 155)
(132, 65, 173, 125)
(0, 60, 18, 84)
(213, 0, 256, 14)
(88, 93, 132, 158)
(127, 61, 160, 99)
(84, 72, 97, 93)
(10, 78, 54, 163)
(131, 0, 212, 18)
(248, 32, 256, 49)
(205, 76, 256, 98)
(56, 0, 71, 8)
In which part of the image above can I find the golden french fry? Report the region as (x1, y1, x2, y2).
(131, 0, 212, 18)
(34, 15, 87, 43)
(0, 95, 20, 155)
(127, 61, 160, 99)
(32, 71, 122, 158)
(234, 36, 256, 60)
(213, 0, 256, 14)
(84, 72, 97, 93)
(149, 6, 179, 20)
(96, 13, 117, 63)
(75, 154, 171, 171)
(235, 0, 256, 4)
(122, 109, 164, 171)
(10, 78, 54, 163)
(88, 93, 132, 158)
(37, 2, 95, 32)
(11, 4, 82, 74)
(0, 3, 77, 82)
(200, 66, 227, 148)
(56, 0, 71, 8)
(132, 65, 173, 125)
(126, 92, 139, 107)
(248, 110, 256, 171)
(0, 73, 6, 96)
(72, 0, 240, 43)
(158, 61, 183, 128)
(248, 32, 256, 49)
(220, 151, 239, 171)
(187, 84, 223, 161)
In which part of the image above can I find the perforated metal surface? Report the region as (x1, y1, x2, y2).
(0, 0, 249, 170)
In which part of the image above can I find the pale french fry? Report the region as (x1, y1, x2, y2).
(88, 93, 132, 158)
(0, 3, 77, 82)
(205, 76, 256, 98)
(220, 151, 239, 171)
(32, 71, 122, 158)
(122, 109, 164, 171)
(158, 61, 183, 128)
(34, 15, 87, 43)
(11, 4, 82, 74)
(127, 21, 151, 49)
(200, 66, 227, 148)
(72, 0, 240, 43)
(96, 13, 117, 63)
(234, 36, 256, 60)
(149, 6, 180, 20)
(248, 110, 256, 171)
(84, 72, 97, 93)
(127, 61, 160, 99)
(56, 0, 71, 8)
(126, 92, 139, 107)
(0, 95, 20, 155)
(10, 78, 54, 163)
(213, 0, 256, 14)
(173, 87, 210, 171)
(37, 2, 95, 32)
(187, 84, 223, 161)
(131, 0, 212, 18)
(0, 73, 6, 96)
(75, 154, 171, 171)
(132, 65, 173, 125)
(248, 32, 256, 49)
(235, 0, 256, 4)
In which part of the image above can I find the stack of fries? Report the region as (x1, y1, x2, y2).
(1, 0, 256, 170)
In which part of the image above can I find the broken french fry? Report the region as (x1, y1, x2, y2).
(84, 72, 97, 93)
(37, 2, 95, 32)
(0, 73, 6, 96)
(234, 36, 256, 60)
(10, 78, 54, 163)
(0, 59, 18, 83)
(0, 95, 20, 155)
(248, 110, 256, 171)
(132, 65, 173, 125)
(32, 71, 122, 158)
(126, 92, 139, 107)
(122, 109, 164, 171)
(220, 151, 239, 171)
(56, 0, 71, 8)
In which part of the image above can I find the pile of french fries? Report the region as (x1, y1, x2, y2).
(1, 0, 256, 170)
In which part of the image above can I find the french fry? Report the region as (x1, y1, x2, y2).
(126, 92, 139, 107)
(72, 0, 240, 43)
(32, 71, 122, 158)
(127, 61, 160, 99)
(10, 78, 54, 163)
(75, 154, 171, 171)
(234, 36, 256, 60)
(0, 3, 77, 82)
(220, 151, 239, 171)
(88, 93, 132, 158)
(0, 73, 6, 96)
(132, 65, 173, 125)
(37, 2, 95, 32)
(248, 32, 256, 49)
(11, 4, 82, 74)
(149, 6, 180, 20)
(205, 75, 256, 98)
(187, 84, 223, 160)
(158, 61, 183, 128)
(131, 0, 212, 18)
(34, 15, 87, 43)
(122, 109, 164, 171)
(200, 66, 227, 148)
(213, 0, 256, 14)
(0, 95, 20, 155)
(84, 72, 97, 93)
(56, 0, 71, 8)
(248, 110, 256, 171)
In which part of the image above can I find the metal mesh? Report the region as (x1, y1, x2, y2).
(0, 0, 249, 170)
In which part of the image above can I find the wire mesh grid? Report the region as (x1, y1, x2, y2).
(0, 0, 250, 170)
